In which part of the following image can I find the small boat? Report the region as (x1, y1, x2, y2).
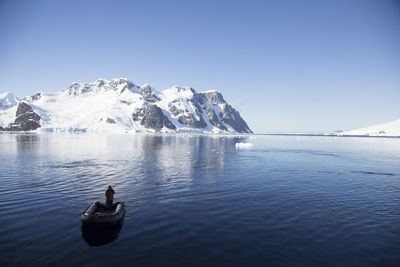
(81, 201, 125, 224)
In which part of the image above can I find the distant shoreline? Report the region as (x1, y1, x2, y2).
(1, 131, 399, 139)
(257, 133, 400, 139)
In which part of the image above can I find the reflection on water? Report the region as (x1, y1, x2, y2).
(0, 133, 399, 266)
(15, 134, 39, 143)
(81, 223, 124, 247)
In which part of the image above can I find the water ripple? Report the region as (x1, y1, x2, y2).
(0, 134, 399, 266)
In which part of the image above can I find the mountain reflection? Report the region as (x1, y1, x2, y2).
(7, 133, 249, 213)
(15, 134, 40, 152)
(134, 135, 248, 181)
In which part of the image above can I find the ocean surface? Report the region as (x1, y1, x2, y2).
(0, 134, 399, 266)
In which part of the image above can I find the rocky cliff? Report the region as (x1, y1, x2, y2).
(7, 102, 41, 131)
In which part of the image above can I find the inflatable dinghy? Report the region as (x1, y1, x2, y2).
(81, 201, 125, 224)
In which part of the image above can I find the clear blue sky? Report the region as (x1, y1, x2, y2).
(1, 0, 399, 133)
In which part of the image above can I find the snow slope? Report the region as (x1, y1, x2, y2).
(0, 92, 19, 127)
(342, 119, 400, 137)
(0, 78, 252, 134)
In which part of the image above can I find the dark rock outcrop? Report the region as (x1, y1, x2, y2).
(132, 107, 145, 122)
(168, 100, 207, 129)
(16, 102, 34, 116)
(7, 102, 41, 131)
(207, 107, 227, 131)
(198, 91, 252, 133)
(177, 113, 207, 128)
(24, 92, 42, 103)
(120, 100, 132, 105)
(139, 85, 160, 102)
(220, 103, 252, 133)
(138, 105, 176, 131)
(106, 118, 116, 124)
(199, 91, 225, 105)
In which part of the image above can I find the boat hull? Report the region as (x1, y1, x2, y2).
(81, 201, 125, 224)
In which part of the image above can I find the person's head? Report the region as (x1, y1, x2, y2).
(108, 185, 112, 189)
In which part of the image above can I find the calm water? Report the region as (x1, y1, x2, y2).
(0, 134, 399, 266)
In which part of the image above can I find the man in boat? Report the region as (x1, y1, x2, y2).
(105, 185, 115, 210)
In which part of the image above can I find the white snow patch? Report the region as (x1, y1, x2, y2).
(342, 119, 400, 137)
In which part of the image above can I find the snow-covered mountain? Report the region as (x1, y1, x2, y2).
(0, 78, 252, 134)
(341, 119, 400, 137)
(0, 92, 20, 129)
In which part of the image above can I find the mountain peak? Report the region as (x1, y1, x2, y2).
(111, 77, 128, 83)
(162, 86, 197, 100)
(199, 90, 225, 104)
(64, 78, 138, 96)
(0, 92, 19, 110)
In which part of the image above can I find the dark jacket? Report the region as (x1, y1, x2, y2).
(105, 188, 115, 201)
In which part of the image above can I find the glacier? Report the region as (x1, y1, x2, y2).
(0, 78, 252, 134)
(341, 119, 400, 137)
